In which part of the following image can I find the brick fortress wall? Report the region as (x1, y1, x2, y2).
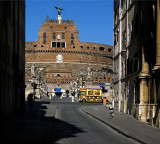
(25, 19, 113, 94)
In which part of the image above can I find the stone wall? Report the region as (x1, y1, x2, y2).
(25, 18, 113, 97)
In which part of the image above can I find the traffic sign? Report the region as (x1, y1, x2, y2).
(99, 83, 104, 87)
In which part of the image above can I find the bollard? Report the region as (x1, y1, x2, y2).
(109, 106, 114, 119)
(72, 96, 74, 102)
(103, 97, 107, 106)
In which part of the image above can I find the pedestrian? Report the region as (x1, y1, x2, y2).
(71, 90, 75, 102)
(77, 90, 79, 97)
(109, 106, 114, 119)
(72, 90, 75, 97)
(66, 89, 69, 97)
(103, 97, 107, 106)
(27, 93, 33, 113)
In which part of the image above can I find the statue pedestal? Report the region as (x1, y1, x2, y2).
(86, 80, 92, 88)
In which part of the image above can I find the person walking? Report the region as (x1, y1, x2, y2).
(72, 90, 75, 97)
(66, 89, 69, 97)
(27, 93, 33, 113)
(77, 90, 79, 97)
(71, 90, 75, 102)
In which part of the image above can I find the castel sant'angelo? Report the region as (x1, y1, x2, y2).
(25, 4, 113, 98)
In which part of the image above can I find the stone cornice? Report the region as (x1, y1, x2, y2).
(25, 49, 112, 58)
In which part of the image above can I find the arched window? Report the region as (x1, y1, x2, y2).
(99, 47, 104, 51)
(108, 48, 112, 53)
(57, 74, 61, 77)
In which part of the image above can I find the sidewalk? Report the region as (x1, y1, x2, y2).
(81, 105, 160, 144)
(3, 99, 55, 143)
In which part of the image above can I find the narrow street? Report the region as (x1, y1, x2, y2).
(4, 97, 160, 143)
(52, 98, 139, 144)
(1, 1, 160, 144)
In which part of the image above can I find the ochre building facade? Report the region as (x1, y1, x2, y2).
(113, 0, 160, 127)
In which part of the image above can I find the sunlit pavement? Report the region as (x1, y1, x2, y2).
(81, 105, 160, 144)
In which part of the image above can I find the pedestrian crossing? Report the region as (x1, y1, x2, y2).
(51, 96, 79, 103)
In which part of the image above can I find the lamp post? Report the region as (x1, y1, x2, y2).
(72, 81, 76, 92)
(80, 73, 84, 88)
(31, 76, 36, 101)
(70, 82, 73, 96)
(76, 77, 79, 97)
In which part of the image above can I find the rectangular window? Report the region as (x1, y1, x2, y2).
(61, 42, 65, 48)
(52, 42, 56, 47)
(43, 39, 46, 44)
(94, 90, 100, 95)
(53, 33, 56, 39)
(71, 40, 74, 44)
(88, 90, 93, 96)
(57, 42, 60, 47)
(43, 33, 46, 38)
(122, 30, 126, 48)
(62, 33, 65, 39)
(51, 41, 66, 48)
(71, 33, 74, 39)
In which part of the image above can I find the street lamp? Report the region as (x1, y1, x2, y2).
(38, 72, 43, 89)
(72, 81, 76, 91)
(76, 77, 79, 97)
(80, 73, 84, 88)
(70, 82, 73, 94)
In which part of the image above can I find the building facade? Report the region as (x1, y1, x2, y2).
(113, 0, 160, 127)
(0, 0, 25, 117)
(25, 7, 113, 98)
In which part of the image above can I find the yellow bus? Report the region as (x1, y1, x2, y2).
(79, 88, 102, 102)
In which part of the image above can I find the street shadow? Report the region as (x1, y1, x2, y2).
(32, 101, 85, 143)
(3, 100, 85, 143)
(53, 118, 85, 143)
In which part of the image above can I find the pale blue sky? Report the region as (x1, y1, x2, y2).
(26, 0, 113, 46)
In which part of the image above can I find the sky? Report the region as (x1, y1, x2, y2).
(26, 0, 114, 46)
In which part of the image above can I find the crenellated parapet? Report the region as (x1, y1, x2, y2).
(45, 19, 75, 25)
